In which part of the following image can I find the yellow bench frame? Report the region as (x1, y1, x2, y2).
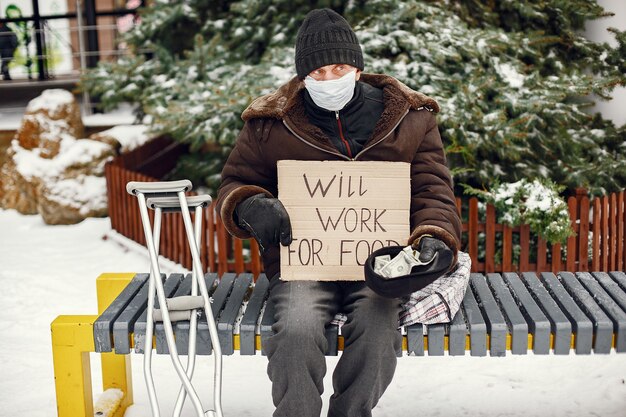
(51, 273, 135, 417)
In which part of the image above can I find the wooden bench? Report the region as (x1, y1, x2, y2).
(51, 270, 626, 417)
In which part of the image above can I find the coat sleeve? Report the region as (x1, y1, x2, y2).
(407, 112, 462, 265)
(216, 119, 276, 239)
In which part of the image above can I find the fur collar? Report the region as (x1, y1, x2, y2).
(241, 73, 440, 149)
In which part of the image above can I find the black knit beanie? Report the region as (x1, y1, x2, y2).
(295, 8, 364, 79)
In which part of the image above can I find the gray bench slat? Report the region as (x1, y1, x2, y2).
(471, 274, 507, 356)
(94, 273, 149, 353)
(558, 272, 613, 353)
(406, 323, 424, 356)
(502, 272, 551, 354)
(155, 274, 189, 353)
(406, 289, 471, 356)
(217, 273, 253, 355)
(172, 273, 218, 355)
(114, 273, 165, 355)
(169, 273, 194, 349)
(593, 272, 626, 313)
(542, 272, 593, 354)
(449, 304, 468, 356)
(486, 273, 528, 355)
(176, 273, 231, 355)
(426, 324, 445, 356)
(610, 271, 626, 292)
(522, 272, 572, 354)
(460, 278, 487, 357)
(133, 273, 184, 354)
(578, 272, 626, 352)
(240, 274, 270, 355)
(156, 273, 193, 353)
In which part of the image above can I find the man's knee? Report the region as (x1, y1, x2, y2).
(341, 292, 403, 350)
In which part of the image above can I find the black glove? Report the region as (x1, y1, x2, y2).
(414, 236, 450, 263)
(235, 193, 292, 252)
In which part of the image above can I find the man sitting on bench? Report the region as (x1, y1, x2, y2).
(216, 8, 461, 417)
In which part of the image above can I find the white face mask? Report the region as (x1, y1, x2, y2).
(304, 70, 357, 112)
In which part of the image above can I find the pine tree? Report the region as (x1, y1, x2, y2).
(82, 0, 626, 195)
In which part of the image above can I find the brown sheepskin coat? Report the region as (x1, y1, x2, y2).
(216, 73, 462, 280)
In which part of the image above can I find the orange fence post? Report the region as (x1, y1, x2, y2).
(217, 221, 228, 276)
(468, 198, 478, 272)
(592, 198, 601, 271)
(502, 224, 512, 272)
(619, 191, 625, 271)
(610, 193, 617, 271)
(551, 243, 561, 273)
(519, 224, 530, 271)
(537, 237, 547, 273)
(579, 196, 590, 272)
(485, 204, 496, 273)
(566, 197, 577, 271)
(602, 196, 609, 271)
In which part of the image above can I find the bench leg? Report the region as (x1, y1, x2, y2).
(97, 273, 136, 416)
(101, 353, 133, 417)
(51, 315, 97, 417)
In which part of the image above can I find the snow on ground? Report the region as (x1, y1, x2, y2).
(0, 208, 625, 417)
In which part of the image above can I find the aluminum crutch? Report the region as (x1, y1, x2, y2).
(126, 180, 224, 417)
(145, 194, 223, 417)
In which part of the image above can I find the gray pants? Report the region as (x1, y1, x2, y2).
(264, 278, 403, 417)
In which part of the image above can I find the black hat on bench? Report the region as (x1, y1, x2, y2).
(364, 245, 454, 299)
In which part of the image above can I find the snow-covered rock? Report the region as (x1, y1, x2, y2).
(0, 157, 40, 214)
(15, 89, 84, 157)
(38, 175, 109, 225)
(0, 90, 152, 224)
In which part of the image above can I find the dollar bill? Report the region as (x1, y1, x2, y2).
(374, 255, 391, 274)
(375, 246, 437, 278)
(379, 249, 419, 278)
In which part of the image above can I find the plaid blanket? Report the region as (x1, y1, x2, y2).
(331, 251, 472, 327)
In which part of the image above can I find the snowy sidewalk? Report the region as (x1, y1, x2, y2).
(0, 208, 625, 417)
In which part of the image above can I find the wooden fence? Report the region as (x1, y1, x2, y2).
(458, 190, 625, 274)
(105, 137, 626, 277)
(105, 136, 262, 278)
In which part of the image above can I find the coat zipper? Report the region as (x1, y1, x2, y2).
(335, 111, 353, 158)
(282, 119, 351, 160)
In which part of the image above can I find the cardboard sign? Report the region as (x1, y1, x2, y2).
(278, 160, 410, 281)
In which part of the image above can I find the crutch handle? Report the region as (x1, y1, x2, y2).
(126, 180, 192, 196)
(146, 195, 212, 212)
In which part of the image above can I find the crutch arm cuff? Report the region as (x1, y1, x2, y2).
(146, 195, 212, 212)
(126, 180, 192, 196)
